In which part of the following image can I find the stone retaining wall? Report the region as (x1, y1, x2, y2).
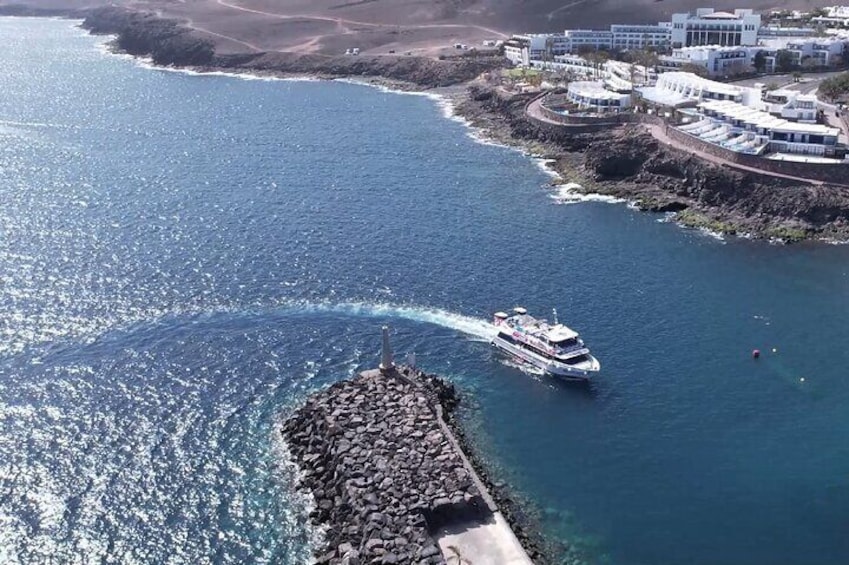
(531, 99, 666, 133)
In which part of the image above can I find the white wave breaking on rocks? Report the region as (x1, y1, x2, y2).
(549, 182, 626, 205)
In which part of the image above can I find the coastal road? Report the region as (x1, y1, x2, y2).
(729, 71, 846, 95)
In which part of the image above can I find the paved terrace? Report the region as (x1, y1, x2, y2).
(392, 366, 534, 565)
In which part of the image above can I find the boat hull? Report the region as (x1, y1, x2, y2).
(491, 335, 600, 380)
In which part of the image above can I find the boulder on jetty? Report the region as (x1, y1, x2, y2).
(282, 367, 489, 565)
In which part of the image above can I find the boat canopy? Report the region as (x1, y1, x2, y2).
(544, 325, 579, 342)
(513, 307, 527, 314)
(494, 311, 509, 319)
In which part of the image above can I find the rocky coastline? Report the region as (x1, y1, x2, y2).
(453, 85, 849, 242)
(8, 3, 849, 241)
(71, 5, 503, 91)
(282, 366, 569, 565)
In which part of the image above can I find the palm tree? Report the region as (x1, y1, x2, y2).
(636, 49, 659, 85)
(543, 36, 555, 70)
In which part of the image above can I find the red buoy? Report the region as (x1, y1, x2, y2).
(752, 349, 761, 359)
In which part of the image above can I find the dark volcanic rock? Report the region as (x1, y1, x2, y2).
(212, 51, 505, 89)
(456, 85, 849, 242)
(584, 133, 652, 179)
(81, 7, 214, 66)
(282, 369, 492, 565)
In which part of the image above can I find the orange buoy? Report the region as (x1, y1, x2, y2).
(752, 349, 761, 359)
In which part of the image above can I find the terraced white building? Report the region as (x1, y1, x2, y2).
(639, 72, 842, 158)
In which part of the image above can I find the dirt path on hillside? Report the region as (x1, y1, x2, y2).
(215, 0, 508, 38)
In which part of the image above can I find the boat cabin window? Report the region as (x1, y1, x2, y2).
(552, 337, 578, 349)
(563, 354, 589, 365)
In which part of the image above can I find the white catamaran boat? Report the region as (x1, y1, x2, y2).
(491, 307, 600, 380)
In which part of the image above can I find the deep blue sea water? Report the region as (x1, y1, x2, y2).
(3, 17, 849, 565)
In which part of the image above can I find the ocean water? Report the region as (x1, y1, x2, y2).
(3, 17, 849, 565)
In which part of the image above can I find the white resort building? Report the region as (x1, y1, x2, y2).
(638, 72, 842, 159)
(658, 45, 756, 76)
(610, 24, 672, 50)
(565, 81, 632, 113)
(689, 99, 840, 157)
(670, 8, 761, 47)
(504, 7, 764, 66)
(781, 37, 846, 67)
(639, 71, 758, 106)
(812, 6, 849, 27)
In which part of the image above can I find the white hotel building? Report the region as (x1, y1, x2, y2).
(565, 81, 632, 113)
(658, 45, 760, 76)
(610, 24, 673, 50)
(638, 72, 841, 158)
(670, 8, 761, 47)
(504, 7, 762, 66)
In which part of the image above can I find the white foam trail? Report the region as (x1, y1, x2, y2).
(280, 301, 498, 341)
(498, 357, 546, 377)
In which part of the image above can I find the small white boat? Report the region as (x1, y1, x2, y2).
(491, 307, 600, 380)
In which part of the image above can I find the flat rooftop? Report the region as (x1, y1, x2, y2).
(699, 99, 840, 136)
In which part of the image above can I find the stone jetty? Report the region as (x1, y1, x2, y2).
(282, 329, 534, 564)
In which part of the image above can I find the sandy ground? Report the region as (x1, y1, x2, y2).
(55, 0, 508, 56)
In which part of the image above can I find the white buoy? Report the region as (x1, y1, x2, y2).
(800, 377, 805, 383)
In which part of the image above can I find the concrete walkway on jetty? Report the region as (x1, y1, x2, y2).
(376, 327, 533, 564)
(381, 366, 534, 565)
(434, 512, 532, 564)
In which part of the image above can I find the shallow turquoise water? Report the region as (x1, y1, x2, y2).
(2, 17, 849, 565)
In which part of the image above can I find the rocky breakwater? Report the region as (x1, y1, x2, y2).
(456, 85, 849, 242)
(283, 366, 526, 564)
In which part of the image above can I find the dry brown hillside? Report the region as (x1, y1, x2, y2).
(1, 0, 825, 55)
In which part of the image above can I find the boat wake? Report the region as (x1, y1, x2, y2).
(278, 300, 498, 342)
(498, 357, 546, 377)
(2, 298, 498, 359)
